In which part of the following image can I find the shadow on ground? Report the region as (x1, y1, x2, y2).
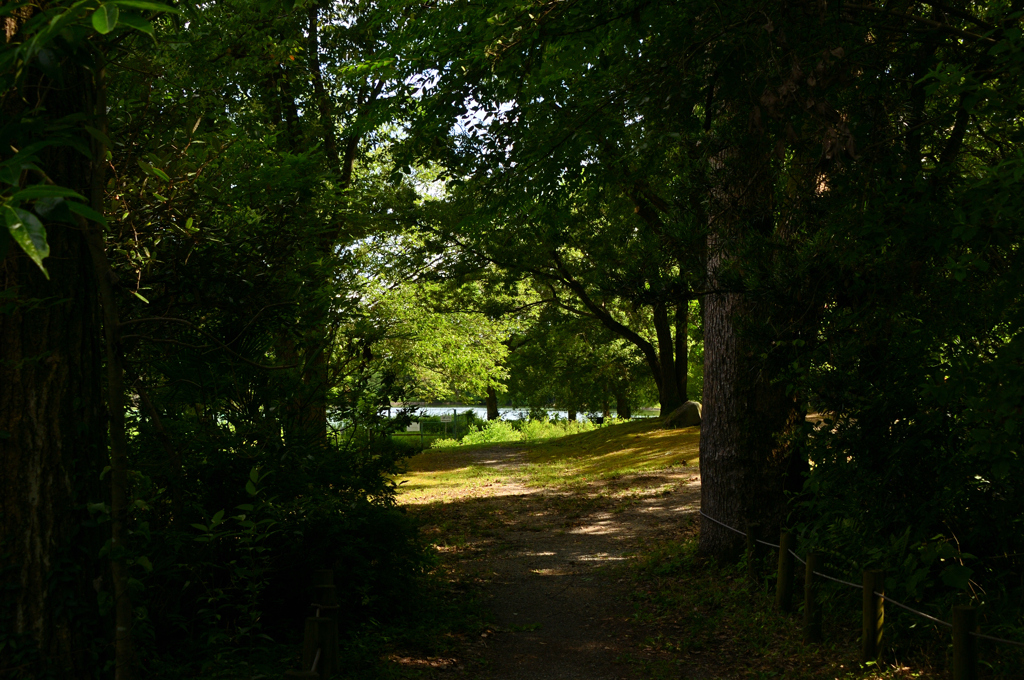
(399, 445, 702, 680)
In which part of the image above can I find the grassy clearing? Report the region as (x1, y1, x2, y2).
(397, 418, 699, 504)
(523, 418, 699, 487)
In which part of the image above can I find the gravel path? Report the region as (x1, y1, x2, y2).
(412, 446, 702, 679)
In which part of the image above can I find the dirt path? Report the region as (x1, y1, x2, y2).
(407, 446, 702, 679)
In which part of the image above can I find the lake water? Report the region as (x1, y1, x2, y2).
(390, 405, 656, 421)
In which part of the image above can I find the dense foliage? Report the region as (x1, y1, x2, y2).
(4, 0, 1024, 677)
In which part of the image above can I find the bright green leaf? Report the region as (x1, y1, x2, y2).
(4, 206, 50, 278)
(91, 4, 120, 34)
(136, 555, 153, 572)
(110, 0, 181, 12)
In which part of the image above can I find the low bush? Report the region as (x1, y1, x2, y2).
(461, 420, 524, 445)
(430, 415, 619, 448)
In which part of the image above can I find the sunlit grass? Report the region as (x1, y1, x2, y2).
(524, 420, 699, 487)
(396, 419, 700, 504)
(396, 444, 526, 505)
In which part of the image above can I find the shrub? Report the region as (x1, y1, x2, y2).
(461, 420, 524, 445)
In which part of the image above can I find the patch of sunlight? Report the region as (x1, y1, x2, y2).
(573, 522, 625, 536)
(575, 553, 626, 562)
(530, 567, 571, 576)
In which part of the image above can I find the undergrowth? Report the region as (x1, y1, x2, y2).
(623, 524, 1024, 679)
(429, 415, 616, 448)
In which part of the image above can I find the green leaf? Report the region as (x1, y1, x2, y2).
(110, 0, 181, 13)
(34, 197, 76, 225)
(190, 523, 208, 532)
(249, 467, 259, 484)
(4, 206, 50, 278)
(11, 185, 86, 202)
(115, 11, 153, 35)
(83, 125, 114, 150)
(235, 504, 254, 511)
(137, 158, 170, 181)
(211, 509, 225, 524)
(91, 4, 120, 34)
(941, 564, 973, 590)
(67, 201, 108, 226)
(245, 480, 257, 496)
(130, 290, 150, 303)
(136, 555, 153, 572)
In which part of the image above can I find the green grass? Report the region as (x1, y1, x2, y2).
(523, 419, 699, 487)
(398, 418, 700, 504)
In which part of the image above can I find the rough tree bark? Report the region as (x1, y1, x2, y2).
(698, 148, 800, 560)
(1, 14, 106, 676)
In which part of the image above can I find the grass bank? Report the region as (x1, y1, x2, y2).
(397, 418, 699, 505)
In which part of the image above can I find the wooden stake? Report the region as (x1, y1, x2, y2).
(803, 552, 822, 644)
(952, 606, 978, 680)
(775, 532, 796, 612)
(862, 570, 885, 661)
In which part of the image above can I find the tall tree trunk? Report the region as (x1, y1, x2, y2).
(675, 302, 689, 401)
(485, 386, 499, 420)
(0, 20, 106, 676)
(698, 149, 798, 560)
(653, 302, 684, 416)
(85, 58, 134, 680)
(614, 390, 631, 419)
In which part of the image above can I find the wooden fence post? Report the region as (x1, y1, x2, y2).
(746, 523, 760, 589)
(803, 552, 822, 644)
(861, 569, 886, 662)
(953, 606, 978, 680)
(775, 532, 796, 612)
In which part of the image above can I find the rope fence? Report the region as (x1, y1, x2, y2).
(698, 510, 1023, 679)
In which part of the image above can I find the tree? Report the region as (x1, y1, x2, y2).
(401, 0, 707, 417)
(2, 3, 164, 676)
(505, 304, 656, 419)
